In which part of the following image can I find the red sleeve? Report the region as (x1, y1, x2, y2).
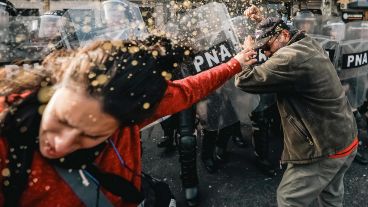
(139, 58, 241, 128)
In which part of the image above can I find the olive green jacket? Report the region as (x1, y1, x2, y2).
(235, 35, 357, 164)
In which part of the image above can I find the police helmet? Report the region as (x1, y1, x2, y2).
(0, 0, 17, 16)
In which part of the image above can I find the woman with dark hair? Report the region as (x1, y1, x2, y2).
(0, 36, 255, 206)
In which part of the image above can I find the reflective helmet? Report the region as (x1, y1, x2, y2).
(38, 10, 65, 39)
(0, 0, 17, 16)
(322, 19, 346, 40)
(293, 10, 317, 33)
(0, 0, 16, 28)
(102, 0, 131, 27)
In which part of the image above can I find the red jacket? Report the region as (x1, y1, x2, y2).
(0, 59, 241, 207)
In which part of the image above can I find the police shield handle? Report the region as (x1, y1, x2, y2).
(234, 50, 258, 68)
(244, 5, 264, 23)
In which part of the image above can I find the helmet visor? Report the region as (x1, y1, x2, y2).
(38, 15, 62, 38)
(0, 5, 9, 28)
(103, 1, 130, 27)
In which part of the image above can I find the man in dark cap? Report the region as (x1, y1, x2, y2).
(235, 5, 358, 207)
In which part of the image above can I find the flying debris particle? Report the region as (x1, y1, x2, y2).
(91, 80, 99, 87)
(38, 86, 54, 103)
(143, 102, 150, 109)
(117, 4, 125, 11)
(147, 18, 154, 26)
(88, 72, 96, 79)
(45, 185, 50, 191)
(60, 158, 65, 163)
(130, 92, 135, 96)
(161, 71, 172, 80)
(16, 163, 21, 168)
(94, 151, 100, 156)
(152, 50, 159, 57)
(1, 168, 10, 177)
(128, 46, 140, 54)
(20, 126, 28, 133)
(40, 81, 48, 87)
(33, 178, 38, 183)
(103, 42, 113, 52)
(184, 50, 190, 56)
(183, 0, 192, 9)
(110, 87, 115, 91)
(131, 60, 138, 66)
(173, 63, 178, 68)
(96, 74, 108, 85)
(3, 180, 10, 186)
(38, 105, 46, 115)
(111, 40, 123, 48)
(47, 42, 55, 49)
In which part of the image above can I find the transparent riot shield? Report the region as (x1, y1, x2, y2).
(63, 0, 147, 47)
(230, 15, 263, 124)
(0, 16, 40, 65)
(231, 16, 257, 44)
(337, 21, 368, 108)
(306, 16, 344, 66)
(168, 3, 259, 130)
(22, 13, 72, 61)
(292, 10, 322, 35)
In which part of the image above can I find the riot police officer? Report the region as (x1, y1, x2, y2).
(293, 10, 318, 34)
(157, 114, 178, 153)
(33, 10, 67, 57)
(250, 94, 281, 176)
(102, 0, 146, 40)
(0, 0, 17, 65)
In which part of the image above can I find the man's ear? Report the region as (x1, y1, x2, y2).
(281, 30, 291, 42)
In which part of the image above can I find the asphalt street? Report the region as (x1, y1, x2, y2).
(141, 123, 368, 207)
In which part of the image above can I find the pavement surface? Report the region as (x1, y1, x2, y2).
(141, 123, 368, 207)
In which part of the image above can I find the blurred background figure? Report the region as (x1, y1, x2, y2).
(157, 114, 178, 153)
(101, 0, 146, 40)
(38, 10, 65, 41)
(292, 10, 317, 34)
(0, 0, 17, 64)
(35, 9, 68, 55)
(250, 94, 281, 176)
(322, 18, 346, 41)
(103, 0, 130, 27)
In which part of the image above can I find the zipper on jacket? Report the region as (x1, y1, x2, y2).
(288, 116, 314, 146)
(279, 160, 283, 170)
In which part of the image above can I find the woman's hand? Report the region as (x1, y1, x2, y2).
(244, 5, 264, 23)
(234, 50, 257, 68)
